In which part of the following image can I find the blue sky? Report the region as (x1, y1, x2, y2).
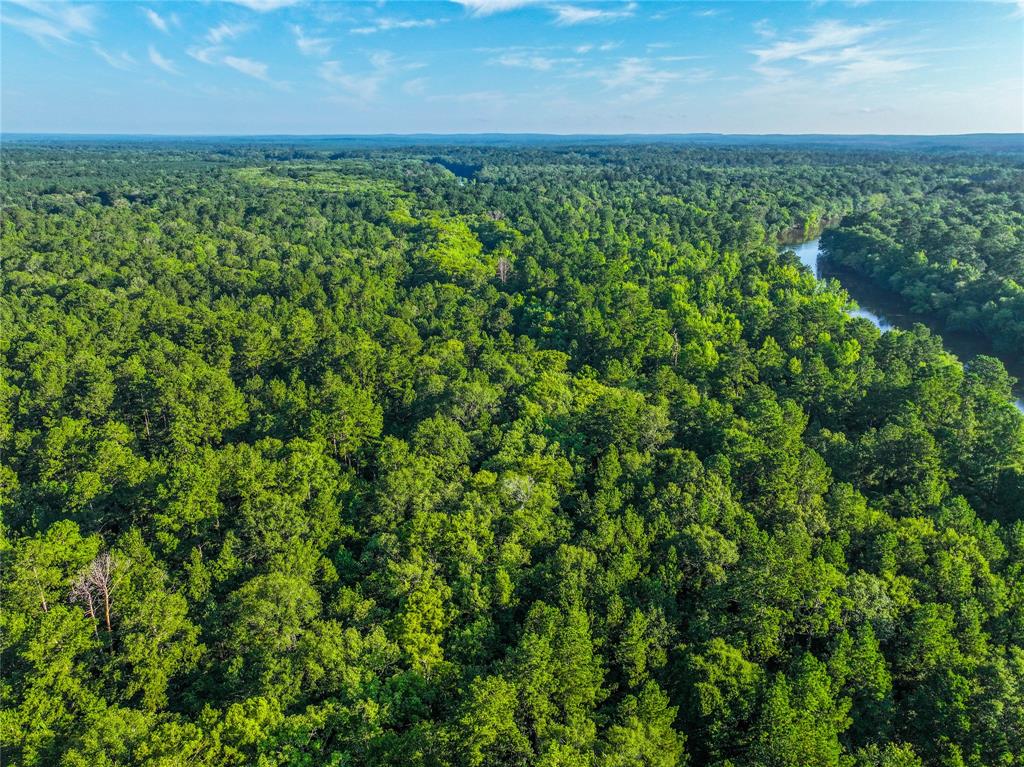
(2, 1, 1022, 134)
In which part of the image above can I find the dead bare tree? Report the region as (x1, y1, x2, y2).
(70, 552, 117, 636)
(70, 571, 99, 637)
(671, 329, 681, 368)
(497, 255, 512, 284)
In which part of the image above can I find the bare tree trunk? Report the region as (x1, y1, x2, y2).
(497, 256, 512, 284)
(96, 553, 114, 634)
(31, 566, 48, 612)
(101, 583, 112, 634)
(70, 552, 116, 638)
(71, 577, 99, 637)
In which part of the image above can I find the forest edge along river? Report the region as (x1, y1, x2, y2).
(787, 239, 1024, 414)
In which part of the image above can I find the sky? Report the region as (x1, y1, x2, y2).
(1, 0, 1022, 135)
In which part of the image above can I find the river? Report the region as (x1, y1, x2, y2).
(789, 239, 1024, 413)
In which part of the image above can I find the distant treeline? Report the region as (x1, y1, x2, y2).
(4, 132, 1023, 152)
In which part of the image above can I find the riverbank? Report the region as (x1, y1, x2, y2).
(787, 239, 1024, 412)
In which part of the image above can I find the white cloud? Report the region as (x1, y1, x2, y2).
(550, 2, 636, 26)
(227, 0, 300, 11)
(351, 17, 441, 35)
(750, 20, 920, 86)
(187, 45, 222, 65)
(187, 43, 279, 85)
(142, 7, 168, 32)
(224, 55, 270, 80)
(320, 60, 383, 101)
(745, 17, 929, 98)
(148, 45, 180, 74)
(492, 52, 575, 71)
(93, 44, 134, 70)
(2, 1, 97, 44)
(512, 53, 708, 105)
(187, 24, 251, 69)
(370, 51, 397, 69)
(450, 0, 538, 15)
(207, 22, 249, 44)
(831, 51, 921, 84)
(752, 20, 882, 64)
(602, 57, 681, 92)
(319, 50, 418, 102)
(1, 14, 74, 43)
(569, 55, 711, 103)
(290, 24, 331, 55)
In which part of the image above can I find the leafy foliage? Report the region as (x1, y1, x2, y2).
(2, 141, 1023, 766)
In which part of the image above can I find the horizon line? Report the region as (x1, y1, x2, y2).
(4, 131, 1024, 138)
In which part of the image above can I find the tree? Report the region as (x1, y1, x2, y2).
(70, 552, 117, 636)
(749, 654, 852, 767)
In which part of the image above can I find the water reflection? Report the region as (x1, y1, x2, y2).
(787, 239, 1024, 413)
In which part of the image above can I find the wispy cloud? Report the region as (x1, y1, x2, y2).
(290, 24, 331, 55)
(187, 42, 280, 85)
(492, 52, 577, 71)
(186, 23, 252, 68)
(187, 45, 221, 65)
(450, 0, 539, 15)
(319, 60, 383, 102)
(558, 54, 709, 103)
(830, 51, 921, 85)
(148, 45, 180, 75)
(2, 0, 97, 45)
(227, 0, 300, 11)
(351, 17, 442, 35)
(93, 43, 134, 70)
(575, 41, 619, 54)
(600, 56, 686, 99)
(207, 22, 249, 44)
(319, 51, 418, 102)
(142, 7, 168, 32)
(223, 55, 270, 81)
(752, 20, 883, 64)
(551, 2, 636, 26)
(1, 14, 75, 44)
(749, 20, 922, 89)
(487, 43, 696, 95)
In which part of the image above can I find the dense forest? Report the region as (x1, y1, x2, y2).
(2, 141, 1023, 767)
